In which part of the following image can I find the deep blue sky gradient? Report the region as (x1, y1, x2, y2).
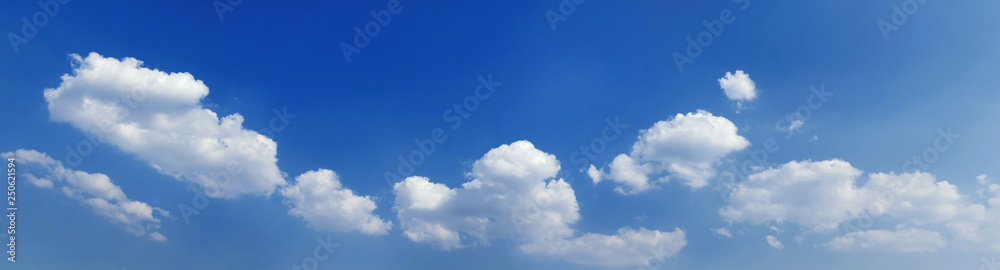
(1, 0, 999, 269)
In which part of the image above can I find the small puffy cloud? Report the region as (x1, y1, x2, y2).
(594, 110, 749, 193)
(393, 141, 687, 266)
(788, 120, 804, 132)
(586, 165, 604, 184)
(718, 70, 757, 102)
(280, 169, 392, 235)
(43, 53, 285, 199)
(824, 229, 946, 253)
(5, 149, 168, 241)
(520, 227, 687, 267)
(605, 154, 654, 194)
(714, 228, 732, 238)
(766, 235, 783, 249)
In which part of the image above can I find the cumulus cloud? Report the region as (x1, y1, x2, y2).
(590, 110, 748, 193)
(393, 141, 577, 248)
(721, 159, 1000, 253)
(824, 229, 946, 253)
(719, 159, 866, 231)
(718, 70, 757, 103)
(766, 235, 783, 249)
(393, 141, 687, 266)
(280, 169, 392, 235)
(43, 52, 285, 199)
(4, 149, 168, 241)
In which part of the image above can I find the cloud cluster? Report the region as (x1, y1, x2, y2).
(393, 141, 687, 266)
(44, 52, 285, 199)
(590, 110, 749, 193)
(721, 159, 1000, 253)
(42, 53, 389, 238)
(5, 149, 168, 242)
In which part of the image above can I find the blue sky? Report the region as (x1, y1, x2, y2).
(1, 0, 1000, 269)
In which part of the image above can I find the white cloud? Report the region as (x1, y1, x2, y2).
(719, 159, 866, 231)
(43, 53, 285, 199)
(788, 119, 804, 132)
(718, 70, 757, 102)
(592, 110, 749, 193)
(4, 149, 168, 241)
(714, 228, 732, 238)
(766, 235, 783, 249)
(393, 141, 687, 266)
(605, 154, 654, 194)
(721, 159, 1000, 253)
(976, 174, 998, 200)
(859, 172, 965, 224)
(586, 164, 604, 184)
(393, 141, 578, 248)
(823, 229, 946, 253)
(280, 169, 392, 235)
(22, 174, 54, 188)
(520, 227, 687, 267)
(394, 176, 455, 211)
